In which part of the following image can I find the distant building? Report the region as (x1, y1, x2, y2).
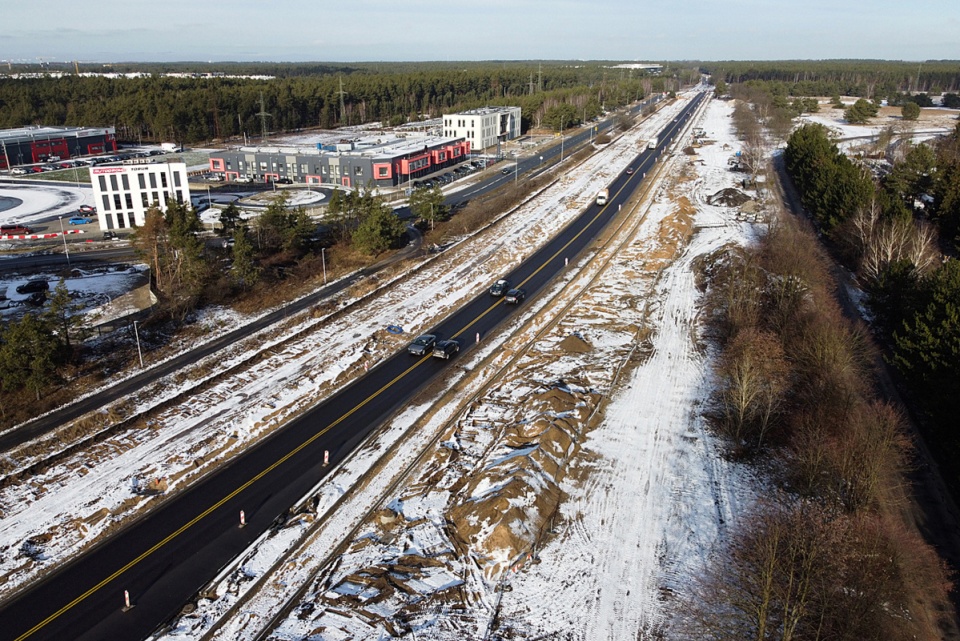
(0, 125, 117, 170)
(442, 106, 521, 151)
(208, 135, 470, 188)
(91, 162, 190, 231)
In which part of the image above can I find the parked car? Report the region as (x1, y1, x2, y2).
(78, 205, 97, 214)
(432, 339, 460, 360)
(407, 334, 438, 356)
(489, 279, 511, 297)
(504, 288, 526, 304)
(16, 279, 49, 295)
(10, 167, 27, 175)
(102, 231, 118, 240)
(1, 224, 32, 235)
(234, 176, 253, 184)
(68, 216, 92, 225)
(275, 177, 293, 184)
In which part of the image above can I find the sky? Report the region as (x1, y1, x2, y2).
(3, 0, 959, 63)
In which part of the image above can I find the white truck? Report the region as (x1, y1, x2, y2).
(596, 188, 609, 206)
(647, 137, 658, 150)
(160, 142, 180, 153)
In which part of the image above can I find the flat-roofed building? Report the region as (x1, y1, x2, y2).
(91, 162, 190, 231)
(442, 106, 521, 151)
(208, 134, 470, 188)
(0, 125, 117, 170)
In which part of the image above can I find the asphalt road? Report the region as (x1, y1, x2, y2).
(0, 94, 703, 641)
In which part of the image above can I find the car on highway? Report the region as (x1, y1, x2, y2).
(489, 279, 511, 297)
(504, 288, 526, 304)
(16, 279, 49, 295)
(78, 205, 97, 214)
(432, 339, 460, 360)
(501, 167, 512, 175)
(626, 167, 634, 175)
(68, 216, 92, 225)
(407, 334, 438, 356)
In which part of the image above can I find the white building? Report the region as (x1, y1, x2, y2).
(442, 106, 521, 151)
(91, 162, 190, 231)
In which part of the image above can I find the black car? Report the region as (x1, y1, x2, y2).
(275, 177, 293, 184)
(432, 339, 460, 360)
(505, 288, 526, 304)
(407, 334, 438, 356)
(501, 167, 512, 175)
(16, 279, 49, 295)
(489, 279, 511, 297)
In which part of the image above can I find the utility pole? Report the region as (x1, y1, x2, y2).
(537, 63, 542, 93)
(256, 92, 272, 141)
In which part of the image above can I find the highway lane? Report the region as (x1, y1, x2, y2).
(0, 93, 704, 641)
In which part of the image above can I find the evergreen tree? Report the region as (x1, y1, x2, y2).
(901, 101, 921, 121)
(230, 226, 261, 289)
(0, 313, 61, 399)
(408, 185, 447, 228)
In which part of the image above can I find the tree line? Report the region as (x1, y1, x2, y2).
(702, 59, 960, 101)
(0, 62, 695, 144)
(674, 215, 950, 641)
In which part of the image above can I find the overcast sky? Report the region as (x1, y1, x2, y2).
(3, 0, 958, 63)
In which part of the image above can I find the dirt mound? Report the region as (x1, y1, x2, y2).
(559, 333, 592, 353)
(707, 187, 751, 207)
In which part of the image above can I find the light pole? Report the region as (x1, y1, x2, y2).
(58, 217, 70, 266)
(321, 247, 327, 285)
(133, 320, 144, 368)
(515, 159, 518, 184)
(560, 116, 565, 162)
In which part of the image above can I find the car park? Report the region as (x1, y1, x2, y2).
(16, 279, 49, 295)
(489, 279, 511, 297)
(68, 216, 92, 225)
(432, 339, 460, 360)
(78, 205, 97, 214)
(504, 288, 526, 304)
(407, 334, 438, 356)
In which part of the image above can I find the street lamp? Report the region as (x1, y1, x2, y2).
(321, 247, 327, 285)
(560, 116, 565, 162)
(58, 217, 70, 266)
(133, 320, 144, 368)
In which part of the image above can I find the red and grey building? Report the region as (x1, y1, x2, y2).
(208, 135, 471, 188)
(0, 125, 117, 170)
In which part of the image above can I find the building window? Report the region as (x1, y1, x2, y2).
(160, 173, 168, 188)
(121, 174, 130, 190)
(104, 213, 114, 229)
(116, 211, 126, 228)
(173, 172, 181, 188)
(110, 175, 118, 191)
(259, 161, 267, 170)
(98, 176, 107, 191)
(138, 174, 146, 189)
(102, 194, 111, 211)
(152, 192, 159, 205)
(141, 193, 149, 207)
(114, 195, 122, 211)
(149, 174, 157, 189)
(125, 194, 133, 209)
(354, 166, 362, 175)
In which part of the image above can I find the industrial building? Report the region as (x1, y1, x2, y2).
(208, 134, 471, 188)
(442, 106, 521, 151)
(91, 162, 190, 231)
(0, 126, 117, 170)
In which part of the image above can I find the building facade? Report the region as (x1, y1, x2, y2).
(442, 107, 521, 151)
(91, 162, 190, 231)
(208, 136, 471, 188)
(0, 126, 117, 170)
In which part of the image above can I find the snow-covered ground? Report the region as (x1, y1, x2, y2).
(1, 93, 768, 639)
